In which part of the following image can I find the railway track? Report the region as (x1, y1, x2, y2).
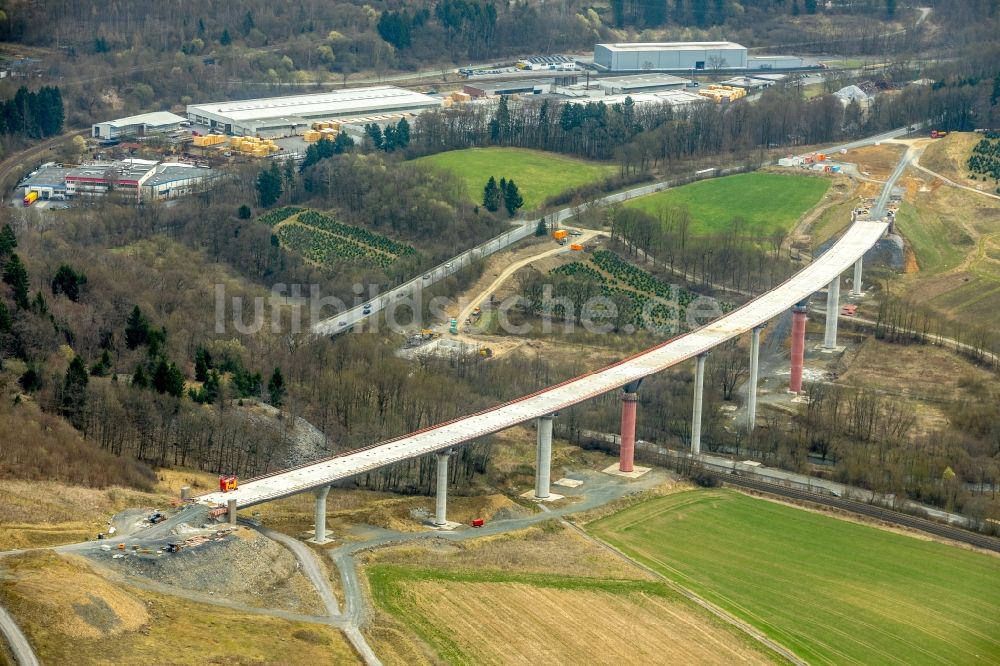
(715, 473, 1000, 553)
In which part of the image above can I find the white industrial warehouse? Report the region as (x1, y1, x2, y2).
(92, 111, 187, 141)
(594, 42, 749, 72)
(186, 86, 442, 138)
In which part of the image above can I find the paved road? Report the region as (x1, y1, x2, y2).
(0, 605, 39, 666)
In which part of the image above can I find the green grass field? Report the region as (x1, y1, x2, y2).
(626, 173, 830, 237)
(893, 201, 972, 275)
(588, 489, 1000, 666)
(413, 147, 616, 210)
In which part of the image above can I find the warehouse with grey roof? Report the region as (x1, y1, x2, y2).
(186, 86, 442, 138)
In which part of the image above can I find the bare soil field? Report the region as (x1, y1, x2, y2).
(847, 143, 906, 179)
(0, 551, 358, 664)
(366, 522, 654, 581)
(255, 482, 533, 538)
(383, 576, 778, 666)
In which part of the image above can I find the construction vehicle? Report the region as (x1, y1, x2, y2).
(22, 190, 38, 206)
(553, 229, 568, 242)
(478, 348, 493, 358)
(149, 512, 165, 524)
(218, 475, 238, 492)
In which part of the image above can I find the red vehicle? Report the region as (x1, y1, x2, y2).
(218, 475, 238, 492)
(471, 518, 485, 528)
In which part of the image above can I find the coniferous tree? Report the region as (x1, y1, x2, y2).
(504, 179, 524, 216)
(124, 305, 150, 349)
(194, 347, 212, 382)
(51, 264, 87, 302)
(268, 366, 285, 407)
(395, 117, 410, 148)
(153, 359, 185, 397)
(483, 176, 501, 212)
(61, 356, 89, 428)
(132, 364, 148, 389)
(256, 161, 283, 207)
(0, 224, 15, 256)
(366, 123, 384, 149)
(2, 253, 29, 309)
(18, 365, 42, 392)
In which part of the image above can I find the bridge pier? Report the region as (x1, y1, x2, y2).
(823, 276, 841, 349)
(535, 415, 554, 499)
(309, 486, 332, 544)
(619, 380, 642, 472)
(747, 325, 764, 431)
(434, 449, 452, 526)
(227, 499, 237, 525)
(852, 258, 864, 297)
(691, 353, 708, 455)
(790, 301, 808, 393)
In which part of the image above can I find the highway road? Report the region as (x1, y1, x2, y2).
(199, 218, 887, 509)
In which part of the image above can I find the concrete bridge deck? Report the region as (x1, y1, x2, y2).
(197, 220, 887, 510)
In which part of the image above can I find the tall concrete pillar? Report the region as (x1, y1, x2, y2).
(823, 276, 840, 349)
(434, 450, 451, 526)
(227, 499, 237, 525)
(313, 485, 330, 542)
(535, 416, 554, 499)
(619, 393, 639, 472)
(691, 353, 708, 455)
(790, 301, 808, 393)
(747, 325, 764, 432)
(852, 258, 863, 297)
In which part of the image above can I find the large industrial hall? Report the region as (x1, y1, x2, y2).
(186, 86, 442, 138)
